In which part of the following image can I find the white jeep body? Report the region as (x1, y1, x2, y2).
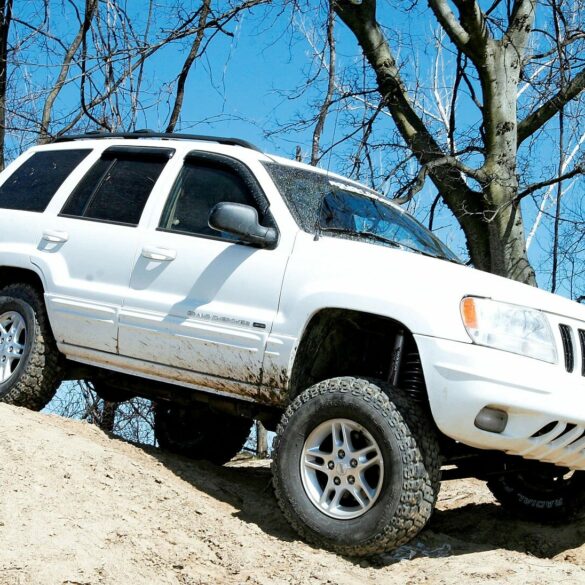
(1, 136, 585, 471)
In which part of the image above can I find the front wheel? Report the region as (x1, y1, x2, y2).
(487, 463, 585, 521)
(272, 377, 441, 557)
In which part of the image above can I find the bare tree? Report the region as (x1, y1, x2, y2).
(0, 0, 12, 170)
(310, 0, 336, 165)
(277, 1, 584, 285)
(2, 1, 269, 152)
(166, 0, 212, 132)
(38, 0, 98, 143)
(330, 0, 585, 283)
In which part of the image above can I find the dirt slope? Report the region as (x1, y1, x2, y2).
(1, 404, 585, 585)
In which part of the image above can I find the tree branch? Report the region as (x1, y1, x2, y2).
(518, 68, 585, 144)
(166, 0, 211, 132)
(428, 0, 470, 52)
(394, 154, 486, 204)
(428, 0, 488, 64)
(51, 0, 268, 139)
(38, 0, 98, 143)
(452, 0, 489, 44)
(0, 0, 13, 170)
(311, 0, 336, 165)
(516, 163, 584, 200)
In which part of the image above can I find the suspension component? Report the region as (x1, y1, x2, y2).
(388, 329, 405, 386)
(400, 351, 426, 401)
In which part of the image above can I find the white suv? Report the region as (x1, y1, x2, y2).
(0, 132, 584, 556)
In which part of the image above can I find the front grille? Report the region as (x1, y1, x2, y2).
(559, 324, 574, 373)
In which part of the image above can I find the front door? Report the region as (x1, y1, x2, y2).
(118, 152, 291, 398)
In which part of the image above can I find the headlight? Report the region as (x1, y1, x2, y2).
(460, 297, 558, 364)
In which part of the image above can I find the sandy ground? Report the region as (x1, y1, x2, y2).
(1, 404, 585, 584)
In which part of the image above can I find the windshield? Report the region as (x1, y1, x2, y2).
(264, 162, 460, 263)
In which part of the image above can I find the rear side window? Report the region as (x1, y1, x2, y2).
(0, 149, 90, 212)
(61, 147, 172, 226)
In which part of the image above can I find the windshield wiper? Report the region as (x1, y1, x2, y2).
(386, 239, 460, 263)
(320, 227, 402, 248)
(320, 226, 460, 263)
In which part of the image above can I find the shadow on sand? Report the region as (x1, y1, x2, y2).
(144, 445, 585, 567)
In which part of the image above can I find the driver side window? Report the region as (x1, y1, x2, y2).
(159, 159, 266, 241)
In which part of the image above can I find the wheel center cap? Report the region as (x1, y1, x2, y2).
(336, 462, 349, 476)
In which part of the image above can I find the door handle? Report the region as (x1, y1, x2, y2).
(42, 230, 69, 243)
(141, 246, 177, 262)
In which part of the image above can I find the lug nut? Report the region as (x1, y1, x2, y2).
(348, 475, 355, 485)
(327, 461, 334, 470)
(338, 450, 345, 459)
(333, 477, 341, 485)
(350, 459, 358, 468)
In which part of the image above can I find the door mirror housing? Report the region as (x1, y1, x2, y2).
(208, 202, 278, 248)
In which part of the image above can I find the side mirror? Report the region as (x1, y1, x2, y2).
(208, 202, 278, 248)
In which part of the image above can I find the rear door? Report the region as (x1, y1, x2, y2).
(118, 151, 293, 398)
(37, 145, 174, 353)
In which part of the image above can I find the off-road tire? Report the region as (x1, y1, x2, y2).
(0, 284, 61, 410)
(154, 403, 253, 465)
(272, 377, 441, 557)
(487, 464, 585, 522)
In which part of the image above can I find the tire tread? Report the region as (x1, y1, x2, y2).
(0, 284, 61, 411)
(272, 376, 440, 556)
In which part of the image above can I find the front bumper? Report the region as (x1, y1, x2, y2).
(415, 334, 585, 470)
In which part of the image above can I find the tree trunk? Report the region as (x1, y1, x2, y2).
(481, 42, 536, 284)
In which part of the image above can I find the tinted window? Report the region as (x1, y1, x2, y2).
(265, 162, 460, 262)
(62, 155, 167, 226)
(319, 191, 460, 261)
(0, 149, 90, 212)
(160, 162, 268, 240)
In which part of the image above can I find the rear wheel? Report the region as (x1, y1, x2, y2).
(0, 284, 61, 411)
(154, 403, 253, 464)
(487, 463, 585, 521)
(272, 377, 440, 556)
(90, 379, 136, 403)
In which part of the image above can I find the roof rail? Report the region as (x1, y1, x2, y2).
(53, 130, 262, 153)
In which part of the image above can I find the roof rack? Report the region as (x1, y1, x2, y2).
(53, 130, 262, 153)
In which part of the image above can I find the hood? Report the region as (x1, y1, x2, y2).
(287, 233, 585, 342)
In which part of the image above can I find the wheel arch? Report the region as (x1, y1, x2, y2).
(0, 265, 46, 295)
(288, 308, 429, 405)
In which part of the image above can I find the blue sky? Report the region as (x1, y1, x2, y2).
(11, 1, 585, 297)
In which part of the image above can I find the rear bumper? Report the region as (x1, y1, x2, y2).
(415, 334, 585, 470)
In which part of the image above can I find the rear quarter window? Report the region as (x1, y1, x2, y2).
(0, 149, 91, 212)
(60, 149, 171, 226)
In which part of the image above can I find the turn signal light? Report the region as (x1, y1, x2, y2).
(461, 297, 478, 329)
